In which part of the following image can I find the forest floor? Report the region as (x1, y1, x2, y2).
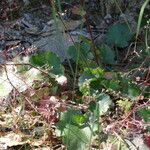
(0, 0, 150, 150)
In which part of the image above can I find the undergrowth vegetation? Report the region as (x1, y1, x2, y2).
(0, 0, 150, 149)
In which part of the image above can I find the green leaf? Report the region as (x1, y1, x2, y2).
(79, 68, 104, 85)
(67, 44, 79, 61)
(106, 23, 132, 48)
(99, 44, 115, 64)
(101, 79, 120, 90)
(137, 107, 150, 122)
(67, 109, 86, 125)
(127, 84, 141, 99)
(57, 109, 86, 131)
(97, 93, 112, 115)
(67, 42, 91, 62)
(78, 71, 95, 87)
(56, 109, 91, 150)
(88, 101, 96, 112)
(89, 78, 103, 92)
(30, 51, 63, 75)
(56, 120, 66, 132)
(79, 68, 104, 94)
(108, 80, 120, 90)
(63, 125, 91, 150)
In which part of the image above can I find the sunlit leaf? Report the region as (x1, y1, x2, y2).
(78, 71, 95, 87)
(0, 81, 12, 98)
(57, 109, 86, 131)
(117, 99, 132, 113)
(97, 93, 113, 115)
(79, 68, 104, 86)
(63, 125, 91, 150)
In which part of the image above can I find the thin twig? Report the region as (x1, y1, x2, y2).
(3, 64, 38, 112)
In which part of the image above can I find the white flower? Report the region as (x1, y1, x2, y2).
(55, 75, 67, 86)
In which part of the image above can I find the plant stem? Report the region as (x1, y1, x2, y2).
(84, 14, 101, 66)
